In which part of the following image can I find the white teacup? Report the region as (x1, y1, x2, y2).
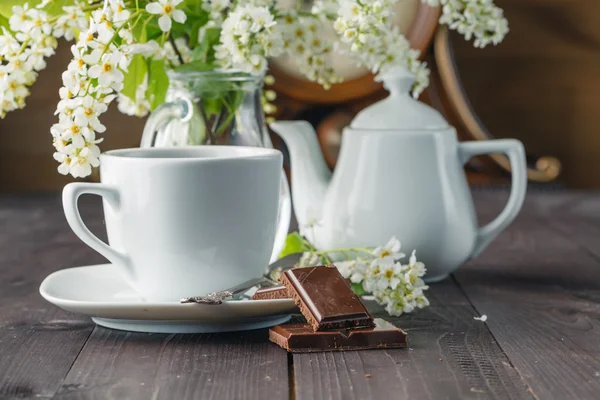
(62, 146, 282, 302)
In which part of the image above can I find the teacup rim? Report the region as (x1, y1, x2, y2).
(102, 146, 282, 162)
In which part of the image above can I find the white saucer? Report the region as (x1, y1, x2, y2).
(40, 264, 296, 333)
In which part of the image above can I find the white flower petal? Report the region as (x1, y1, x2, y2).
(145, 3, 163, 15)
(172, 9, 186, 24)
(158, 14, 172, 32)
(87, 65, 101, 79)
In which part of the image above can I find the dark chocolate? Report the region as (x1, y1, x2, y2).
(269, 318, 407, 353)
(280, 266, 375, 331)
(252, 285, 290, 300)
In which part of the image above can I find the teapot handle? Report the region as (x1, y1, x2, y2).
(140, 97, 193, 148)
(458, 140, 528, 259)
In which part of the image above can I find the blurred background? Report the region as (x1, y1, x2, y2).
(1, 0, 598, 192)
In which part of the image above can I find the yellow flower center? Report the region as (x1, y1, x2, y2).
(164, 4, 173, 14)
(385, 269, 394, 279)
(103, 63, 112, 72)
(65, 156, 72, 165)
(381, 250, 391, 258)
(84, 107, 94, 117)
(312, 39, 321, 47)
(295, 29, 304, 38)
(70, 125, 80, 134)
(118, 5, 124, 12)
(78, 58, 85, 68)
(35, 19, 42, 27)
(87, 33, 94, 42)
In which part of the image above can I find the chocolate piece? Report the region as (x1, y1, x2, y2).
(252, 285, 290, 300)
(280, 266, 375, 331)
(269, 318, 407, 353)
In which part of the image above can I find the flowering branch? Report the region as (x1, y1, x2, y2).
(0, 0, 509, 178)
(279, 232, 430, 317)
(423, 0, 509, 48)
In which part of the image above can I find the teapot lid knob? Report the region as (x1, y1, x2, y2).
(349, 64, 449, 130)
(375, 66, 415, 97)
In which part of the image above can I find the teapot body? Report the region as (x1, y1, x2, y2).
(311, 128, 478, 281)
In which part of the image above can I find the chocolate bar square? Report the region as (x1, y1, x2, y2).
(269, 318, 407, 353)
(252, 285, 290, 300)
(280, 266, 375, 331)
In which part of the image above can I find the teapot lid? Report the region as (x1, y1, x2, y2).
(349, 66, 449, 130)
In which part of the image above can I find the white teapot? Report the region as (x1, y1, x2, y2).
(271, 67, 527, 282)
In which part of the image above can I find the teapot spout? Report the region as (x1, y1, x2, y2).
(270, 121, 331, 229)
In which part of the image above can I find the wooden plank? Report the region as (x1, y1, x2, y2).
(0, 195, 104, 399)
(53, 328, 289, 400)
(455, 212, 600, 399)
(292, 279, 531, 400)
(52, 254, 299, 400)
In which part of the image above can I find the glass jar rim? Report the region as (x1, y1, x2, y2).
(167, 68, 264, 84)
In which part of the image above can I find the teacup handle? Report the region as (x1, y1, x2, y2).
(62, 183, 135, 282)
(458, 139, 528, 259)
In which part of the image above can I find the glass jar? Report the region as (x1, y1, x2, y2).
(140, 70, 291, 262)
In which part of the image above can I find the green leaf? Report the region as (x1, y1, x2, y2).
(182, 0, 209, 18)
(0, 13, 9, 30)
(173, 60, 213, 73)
(0, 0, 28, 18)
(146, 59, 169, 111)
(45, 0, 76, 16)
(351, 282, 368, 296)
(279, 232, 310, 259)
(121, 54, 147, 102)
(192, 27, 220, 63)
(0, 1, 75, 18)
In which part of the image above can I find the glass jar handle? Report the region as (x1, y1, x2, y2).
(140, 98, 193, 148)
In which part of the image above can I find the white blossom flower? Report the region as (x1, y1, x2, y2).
(23, 9, 53, 39)
(215, 4, 282, 74)
(117, 75, 151, 117)
(424, 0, 508, 48)
(53, 151, 73, 175)
(9, 4, 30, 34)
(54, 5, 89, 41)
(202, 0, 231, 22)
(68, 45, 90, 76)
(296, 252, 322, 268)
(146, 0, 187, 32)
(372, 236, 405, 262)
(403, 250, 427, 288)
(336, 259, 368, 283)
(88, 52, 124, 87)
(70, 145, 101, 178)
(110, 0, 131, 25)
(73, 95, 108, 133)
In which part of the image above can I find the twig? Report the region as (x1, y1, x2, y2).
(198, 100, 217, 144)
(169, 35, 185, 65)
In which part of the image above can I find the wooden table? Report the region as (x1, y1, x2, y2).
(1, 191, 599, 399)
